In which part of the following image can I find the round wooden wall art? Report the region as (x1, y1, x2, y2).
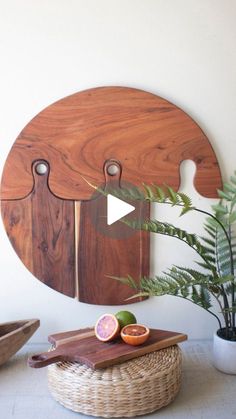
(0, 86, 222, 305)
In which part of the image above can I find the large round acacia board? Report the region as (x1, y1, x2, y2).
(0, 86, 222, 305)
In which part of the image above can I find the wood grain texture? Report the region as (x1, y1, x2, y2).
(28, 327, 187, 369)
(1, 86, 222, 201)
(1, 197, 33, 273)
(76, 200, 149, 304)
(76, 161, 149, 304)
(1, 160, 148, 304)
(0, 319, 39, 366)
(48, 328, 95, 346)
(1, 161, 75, 297)
(0, 86, 223, 305)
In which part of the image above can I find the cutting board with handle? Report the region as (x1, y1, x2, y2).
(28, 327, 187, 370)
(1, 86, 222, 305)
(1, 159, 148, 303)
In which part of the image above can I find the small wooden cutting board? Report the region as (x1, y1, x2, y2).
(28, 327, 187, 370)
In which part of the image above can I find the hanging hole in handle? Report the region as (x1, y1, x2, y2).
(35, 162, 48, 175)
(31, 354, 47, 361)
(107, 164, 119, 176)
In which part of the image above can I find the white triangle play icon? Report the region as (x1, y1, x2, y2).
(107, 194, 135, 225)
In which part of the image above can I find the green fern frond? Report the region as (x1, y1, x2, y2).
(200, 287, 211, 309)
(107, 171, 236, 335)
(198, 246, 215, 256)
(107, 274, 139, 290)
(230, 175, 236, 185)
(229, 211, 236, 223)
(224, 183, 236, 194)
(200, 237, 216, 248)
(178, 192, 192, 207)
(165, 186, 179, 205)
(203, 227, 217, 240)
(174, 266, 214, 283)
(180, 206, 194, 216)
(105, 182, 195, 214)
(196, 261, 217, 272)
(142, 184, 155, 200)
(217, 189, 233, 201)
(212, 203, 228, 215)
(151, 185, 166, 202)
(124, 218, 208, 259)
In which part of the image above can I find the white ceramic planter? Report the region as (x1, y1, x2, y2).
(213, 330, 236, 374)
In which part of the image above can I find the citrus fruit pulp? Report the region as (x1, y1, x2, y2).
(115, 310, 137, 329)
(95, 314, 120, 342)
(121, 324, 150, 346)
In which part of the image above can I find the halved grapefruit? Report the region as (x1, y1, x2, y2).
(121, 324, 150, 346)
(95, 314, 120, 342)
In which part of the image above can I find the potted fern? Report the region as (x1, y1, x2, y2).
(109, 171, 236, 374)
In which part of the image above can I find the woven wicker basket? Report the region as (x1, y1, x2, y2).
(48, 345, 182, 418)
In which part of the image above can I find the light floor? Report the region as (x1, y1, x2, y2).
(0, 341, 235, 419)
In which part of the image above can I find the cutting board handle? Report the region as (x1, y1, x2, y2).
(28, 348, 63, 368)
(104, 159, 121, 188)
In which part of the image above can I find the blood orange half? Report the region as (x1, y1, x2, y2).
(121, 324, 150, 346)
(95, 314, 120, 342)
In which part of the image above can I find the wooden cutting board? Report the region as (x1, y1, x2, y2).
(1, 159, 149, 303)
(28, 327, 187, 369)
(0, 86, 222, 305)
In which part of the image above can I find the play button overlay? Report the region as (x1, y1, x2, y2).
(86, 180, 148, 240)
(107, 194, 135, 225)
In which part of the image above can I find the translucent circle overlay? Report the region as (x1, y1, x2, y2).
(85, 181, 148, 240)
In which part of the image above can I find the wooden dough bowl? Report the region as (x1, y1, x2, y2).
(0, 319, 40, 366)
(0, 87, 222, 305)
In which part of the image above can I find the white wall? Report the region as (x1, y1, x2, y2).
(0, 0, 236, 342)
